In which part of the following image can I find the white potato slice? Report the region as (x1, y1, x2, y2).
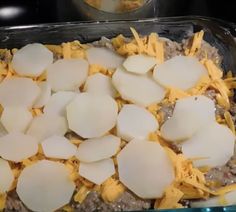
(117, 140, 174, 198)
(182, 122, 235, 167)
(86, 47, 124, 69)
(44, 91, 77, 116)
(84, 73, 116, 97)
(0, 121, 7, 137)
(0, 132, 38, 162)
(0, 158, 14, 193)
(12, 43, 53, 77)
(153, 56, 208, 90)
(79, 159, 115, 185)
(27, 114, 68, 142)
(47, 59, 88, 92)
(67, 93, 118, 138)
(112, 67, 165, 107)
(0, 77, 40, 108)
(191, 190, 236, 207)
(41, 135, 77, 159)
(16, 160, 75, 212)
(1, 106, 33, 133)
(33, 81, 51, 108)
(117, 104, 159, 141)
(123, 54, 157, 74)
(161, 95, 215, 142)
(76, 135, 120, 162)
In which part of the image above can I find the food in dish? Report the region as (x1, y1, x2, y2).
(0, 28, 236, 211)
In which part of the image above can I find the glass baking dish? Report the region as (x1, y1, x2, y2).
(0, 16, 236, 212)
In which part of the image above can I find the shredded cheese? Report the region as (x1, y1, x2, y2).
(0, 193, 6, 211)
(156, 185, 184, 209)
(224, 111, 235, 135)
(62, 42, 72, 59)
(167, 87, 189, 103)
(74, 185, 91, 204)
(88, 64, 108, 76)
(186, 30, 204, 56)
(101, 178, 125, 202)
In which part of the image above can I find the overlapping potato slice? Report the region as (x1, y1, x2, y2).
(117, 104, 159, 141)
(0, 77, 40, 108)
(16, 160, 75, 212)
(41, 135, 77, 159)
(33, 82, 51, 108)
(182, 122, 235, 167)
(47, 59, 88, 91)
(0, 158, 14, 193)
(12, 43, 53, 77)
(27, 114, 68, 142)
(84, 73, 116, 97)
(117, 140, 174, 198)
(161, 95, 215, 142)
(79, 158, 115, 185)
(43, 91, 77, 116)
(86, 47, 124, 69)
(112, 67, 165, 106)
(76, 135, 120, 162)
(153, 56, 208, 90)
(1, 106, 33, 133)
(67, 93, 118, 138)
(0, 132, 38, 162)
(123, 54, 157, 74)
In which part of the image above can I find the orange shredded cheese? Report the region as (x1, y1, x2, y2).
(62, 42, 72, 59)
(167, 87, 189, 103)
(62, 205, 73, 212)
(0, 193, 6, 211)
(224, 111, 235, 134)
(156, 186, 184, 209)
(74, 185, 91, 204)
(101, 178, 125, 202)
(112, 34, 125, 49)
(88, 64, 107, 76)
(186, 30, 204, 56)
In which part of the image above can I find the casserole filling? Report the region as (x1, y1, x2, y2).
(0, 28, 236, 211)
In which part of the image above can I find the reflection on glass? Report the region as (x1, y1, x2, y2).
(0, 6, 25, 20)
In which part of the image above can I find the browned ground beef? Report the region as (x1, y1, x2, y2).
(71, 191, 151, 212)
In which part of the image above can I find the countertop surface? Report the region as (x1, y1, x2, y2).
(0, 0, 235, 26)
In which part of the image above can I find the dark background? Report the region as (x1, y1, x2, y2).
(0, 0, 235, 26)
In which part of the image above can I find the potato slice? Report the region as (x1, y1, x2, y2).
(12, 43, 53, 77)
(0, 132, 38, 162)
(76, 135, 120, 162)
(44, 91, 77, 116)
(0, 121, 7, 137)
(47, 59, 88, 92)
(86, 47, 124, 69)
(153, 56, 208, 90)
(117, 139, 174, 198)
(182, 122, 235, 167)
(67, 93, 118, 138)
(79, 159, 115, 185)
(27, 114, 68, 142)
(161, 95, 215, 142)
(123, 54, 157, 74)
(41, 135, 77, 159)
(112, 67, 165, 107)
(117, 104, 159, 141)
(0, 77, 40, 108)
(1, 106, 33, 133)
(84, 73, 116, 97)
(191, 190, 236, 207)
(0, 158, 14, 193)
(33, 82, 51, 108)
(16, 160, 75, 212)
